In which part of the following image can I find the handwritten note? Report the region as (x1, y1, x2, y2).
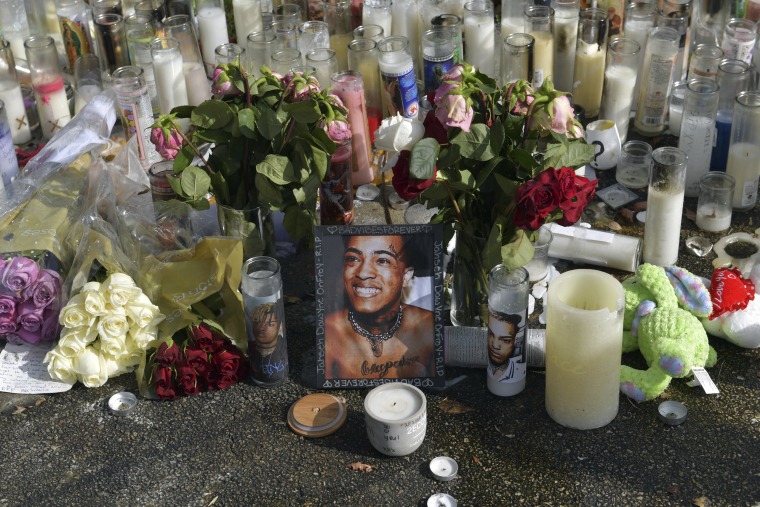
(0, 343, 74, 394)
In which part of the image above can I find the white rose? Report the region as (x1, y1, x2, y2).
(73, 346, 109, 388)
(374, 114, 425, 153)
(81, 281, 102, 293)
(129, 324, 159, 351)
(101, 350, 139, 378)
(82, 290, 108, 316)
(123, 335, 145, 364)
(101, 273, 142, 307)
(97, 307, 129, 339)
(59, 293, 95, 328)
(44, 348, 77, 384)
(57, 324, 98, 357)
(125, 293, 164, 329)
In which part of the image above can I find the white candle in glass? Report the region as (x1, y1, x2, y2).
(184, 61, 211, 106)
(572, 39, 606, 118)
(696, 204, 732, 232)
(464, 1, 495, 78)
(35, 78, 71, 139)
(551, 0, 578, 93)
(197, 0, 229, 75)
(329, 31, 352, 71)
(643, 187, 685, 265)
(727, 142, 760, 210)
(0, 81, 32, 144)
(501, 16, 522, 38)
(362, 0, 392, 40)
(74, 83, 102, 114)
(232, 0, 262, 43)
(600, 65, 636, 139)
(364, 383, 427, 456)
(545, 269, 624, 430)
(530, 30, 553, 87)
(152, 38, 189, 114)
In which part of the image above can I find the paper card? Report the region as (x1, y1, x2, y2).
(687, 366, 720, 395)
(0, 343, 74, 394)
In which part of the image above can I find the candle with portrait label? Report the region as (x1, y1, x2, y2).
(377, 36, 419, 118)
(545, 269, 624, 430)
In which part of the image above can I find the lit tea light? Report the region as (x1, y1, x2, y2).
(108, 392, 137, 416)
(429, 456, 458, 481)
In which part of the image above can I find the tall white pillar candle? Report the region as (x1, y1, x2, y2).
(151, 37, 189, 114)
(463, 0, 495, 78)
(232, 0, 262, 43)
(727, 142, 760, 211)
(197, 0, 229, 76)
(545, 269, 624, 430)
(35, 78, 71, 139)
(551, 0, 579, 93)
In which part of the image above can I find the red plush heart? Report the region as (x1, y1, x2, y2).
(709, 268, 755, 320)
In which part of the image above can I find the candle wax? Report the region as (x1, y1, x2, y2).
(464, 15, 495, 77)
(600, 65, 636, 142)
(572, 40, 606, 118)
(680, 115, 715, 197)
(0, 81, 32, 144)
(553, 16, 578, 93)
(34, 78, 71, 140)
(367, 386, 422, 420)
(184, 62, 212, 106)
(153, 49, 188, 114)
(530, 30, 553, 87)
(643, 186, 684, 266)
(362, 6, 392, 38)
(696, 204, 732, 232)
(198, 6, 229, 72)
(233, 0, 263, 43)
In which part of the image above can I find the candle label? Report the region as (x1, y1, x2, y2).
(381, 65, 419, 119)
(0, 118, 18, 190)
(640, 55, 675, 126)
(486, 308, 527, 386)
(722, 39, 755, 65)
(59, 16, 93, 71)
(243, 291, 289, 385)
(423, 54, 454, 95)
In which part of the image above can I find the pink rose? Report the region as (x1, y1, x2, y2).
(0, 294, 16, 315)
(527, 95, 576, 136)
(433, 82, 458, 105)
(23, 269, 61, 308)
(441, 64, 465, 82)
(505, 80, 535, 116)
(0, 314, 17, 335)
(1, 257, 40, 293)
(149, 126, 183, 160)
(434, 93, 474, 132)
(282, 72, 320, 101)
(211, 65, 242, 97)
(323, 119, 352, 143)
(16, 300, 44, 332)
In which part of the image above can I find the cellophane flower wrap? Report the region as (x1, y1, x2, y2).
(389, 64, 597, 324)
(149, 64, 352, 245)
(137, 322, 248, 400)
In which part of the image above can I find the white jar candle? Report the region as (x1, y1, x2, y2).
(545, 269, 624, 430)
(551, 0, 579, 93)
(364, 383, 426, 456)
(34, 78, 71, 140)
(232, 0, 262, 43)
(643, 147, 687, 267)
(151, 37, 189, 114)
(183, 61, 211, 106)
(463, 0, 495, 78)
(0, 81, 32, 144)
(362, 0, 392, 38)
(197, 0, 229, 76)
(525, 5, 554, 87)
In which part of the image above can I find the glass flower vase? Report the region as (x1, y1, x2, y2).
(449, 231, 490, 326)
(217, 204, 276, 259)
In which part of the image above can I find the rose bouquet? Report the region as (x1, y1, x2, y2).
(150, 64, 352, 247)
(0, 255, 62, 345)
(44, 273, 164, 387)
(389, 64, 597, 324)
(137, 322, 248, 400)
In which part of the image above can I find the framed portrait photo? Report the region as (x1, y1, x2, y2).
(315, 224, 445, 388)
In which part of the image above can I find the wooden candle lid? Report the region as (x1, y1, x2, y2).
(287, 393, 347, 438)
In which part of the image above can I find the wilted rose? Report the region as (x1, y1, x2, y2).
(434, 93, 474, 132)
(282, 72, 320, 101)
(149, 125, 183, 160)
(211, 65, 243, 97)
(527, 94, 576, 136)
(1, 257, 40, 292)
(323, 119, 352, 143)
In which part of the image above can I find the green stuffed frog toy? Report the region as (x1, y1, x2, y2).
(620, 263, 717, 402)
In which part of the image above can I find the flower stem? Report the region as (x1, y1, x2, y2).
(242, 70, 253, 204)
(171, 119, 216, 175)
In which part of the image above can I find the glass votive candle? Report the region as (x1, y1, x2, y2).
(215, 42, 245, 65)
(148, 160, 179, 201)
(525, 226, 553, 282)
(305, 48, 338, 88)
(352, 24, 384, 42)
(615, 140, 652, 190)
(695, 172, 735, 233)
(298, 20, 330, 57)
(271, 48, 302, 74)
(668, 80, 687, 136)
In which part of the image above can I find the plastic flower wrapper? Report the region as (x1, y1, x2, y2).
(136, 321, 248, 400)
(0, 90, 118, 344)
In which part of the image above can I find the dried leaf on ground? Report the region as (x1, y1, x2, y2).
(439, 399, 474, 414)
(685, 208, 696, 222)
(667, 484, 682, 495)
(692, 496, 711, 507)
(284, 295, 302, 304)
(34, 397, 46, 406)
(473, 456, 480, 464)
(347, 462, 375, 473)
(12, 406, 26, 415)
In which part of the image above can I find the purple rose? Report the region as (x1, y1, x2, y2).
(17, 300, 44, 332)
(40, 308, 60, 342)
(23, 269, 61, 308)
(149, 126, 183, 160)
(0, 294, 16, 315)
(0, 314, 17, 335)
(1, 257, 40, 292)
(434, 93, 474, 132)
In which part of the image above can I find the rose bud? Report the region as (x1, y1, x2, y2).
(211, 65, 242, 97)
(149, 125, 183, 160)
(323, 119, 353, 144)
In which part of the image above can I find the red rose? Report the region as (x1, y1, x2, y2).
(514, 170, 562, 230)
(391, 151, 437, 201)
(558, 176, 597, 226)
(423, 109, 448, 146)
(555, 167, 578, 201)
(176, 363, 200, 396)
(184, 346, 210, 379)
(214, 373, 238, 389)
(189, 324, 221, 353)
(154, 364, 177, 400)
(213, 348, 241, 376)
(154, 341, 182, 365)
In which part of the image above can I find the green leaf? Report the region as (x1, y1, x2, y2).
(257, 155, 298, 185)
(451, 124, 496, 161)
(510, 148, 539, 175)
(282, 98, 322, 123)
(238, 107, 259, 138)
(169, 105, 194, 118)
(282, 205, 314, 241)
(489, 120, 505, 153)
(209, 171, 229, 204)
(254, 173, 285, 207)
(555, 142, 597, 169)
(410, 138, 440, 180)
(501, 229, 534, 271)
(190, 100, 235, 129)
(173, 144, 194, 172)
(309, 145, 329, 181)
(193, 128, 229, 144)
(494, 172, 519, 197)
(256, 103, 282, 140)
(179, 166, 211, 200)
(475, 156, 505, 189)
(436, 145, 461, 170)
